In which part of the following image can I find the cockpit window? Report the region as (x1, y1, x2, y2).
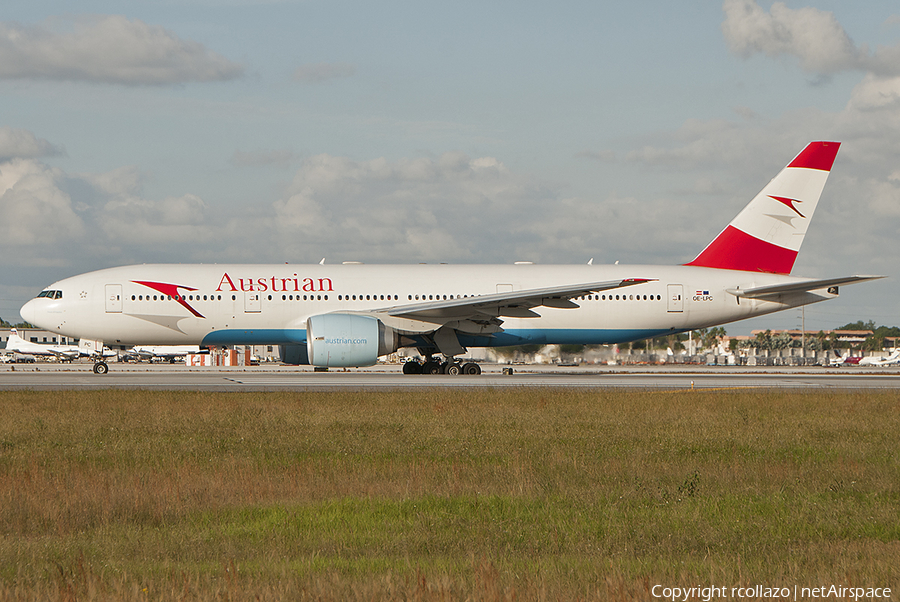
(55, 291, 62, 299)
(36, 290, 62, 299)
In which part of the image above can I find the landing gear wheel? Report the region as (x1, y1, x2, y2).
(444, 362, 462, 376)
(422, 361, 442, 375)
(402, 361, 422, 375)
(92, 362, 109, 375)
(462, 362, 481, 375)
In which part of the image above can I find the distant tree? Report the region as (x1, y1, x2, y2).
(771, 332, 792, 350)
(831, 322, 900, 351)
(837, 320, 876, 331)
(755, 330, 772, 351)
(691, 328, 726, 352)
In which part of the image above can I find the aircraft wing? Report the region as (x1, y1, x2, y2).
(727, 275, 883, 300)
(52, 348, 81, 360)
(383, 278, 655, 323)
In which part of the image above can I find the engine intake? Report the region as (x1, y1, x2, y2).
(306, 313, 397, 367)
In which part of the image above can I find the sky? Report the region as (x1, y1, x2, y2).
(1, 0, 899, 335)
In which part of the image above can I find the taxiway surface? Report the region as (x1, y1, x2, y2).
(1, 363, 898, 390)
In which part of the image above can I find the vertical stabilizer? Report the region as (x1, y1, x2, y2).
(685, 141, 840, 274)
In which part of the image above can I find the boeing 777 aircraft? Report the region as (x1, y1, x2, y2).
(20, 141, 881, 374)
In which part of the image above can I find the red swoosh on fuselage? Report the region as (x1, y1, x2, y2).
(133, 280, 205, 318)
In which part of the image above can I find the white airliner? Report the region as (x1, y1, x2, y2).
(20, 141, 882, 374)
(5, 328, 81, 361)
(128, 345, 203, 363)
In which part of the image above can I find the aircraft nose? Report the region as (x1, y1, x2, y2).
(20, 298, 36, 326)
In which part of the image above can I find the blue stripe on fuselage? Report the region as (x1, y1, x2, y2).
(202, 329, 307, 346)
(201, 328, 670, 348)
(458, 328, 671, 347)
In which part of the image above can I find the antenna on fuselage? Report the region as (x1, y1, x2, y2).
(319, 258, 325, 265)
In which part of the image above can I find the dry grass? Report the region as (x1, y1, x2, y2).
(0, 388, 897, 600)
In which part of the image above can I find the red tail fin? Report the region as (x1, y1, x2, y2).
(685, 141, 839, 274)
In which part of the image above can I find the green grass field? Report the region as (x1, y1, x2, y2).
(0, 388, 897, 600)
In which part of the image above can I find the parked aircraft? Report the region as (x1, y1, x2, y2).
(829, 350, 863, 366)
(858, 349, 900, 366)
(128, 345, 203, 363)
(4, 328, 80, 361)
(19, 141, 882, 374)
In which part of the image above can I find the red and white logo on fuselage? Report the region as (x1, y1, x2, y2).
(133, 281, 205, 318)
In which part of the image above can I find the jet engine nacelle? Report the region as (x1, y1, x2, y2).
(306, 313, 398, 367)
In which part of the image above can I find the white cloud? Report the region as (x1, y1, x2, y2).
(0, 15, 244, 85)
(722, 0, 900, 76)
(268, 152, 546, 262)
(846, 74, 900, 112)
(0, 159, 84, 247)
(0, 127, 64, 161)
(293, 62, 356, 84)
(0, 134, 218, 266)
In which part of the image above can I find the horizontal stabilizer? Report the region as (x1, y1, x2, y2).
(727, 275, 883, 299)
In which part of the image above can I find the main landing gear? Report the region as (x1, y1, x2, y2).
(401, 357, 481, 376)
(92, 361, 109, 374)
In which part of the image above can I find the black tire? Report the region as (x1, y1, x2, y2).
(93, 362, 109, 375)
(402, 361, 422, 375)
(422, 361, 442, 375)
(462, 362, 481, 375)
(445, 362, 461, 376)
